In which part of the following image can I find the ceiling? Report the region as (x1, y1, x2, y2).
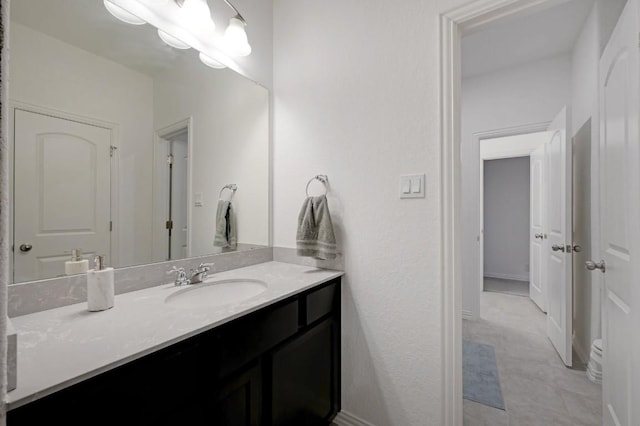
(462, 0, 595, 78)
(10, 0, 201, 76)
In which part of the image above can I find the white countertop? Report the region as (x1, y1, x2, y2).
(7, 261, 343, 410)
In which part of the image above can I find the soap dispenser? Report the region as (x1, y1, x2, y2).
(65, 249, 89, 275)
(87, 255, 114, 312)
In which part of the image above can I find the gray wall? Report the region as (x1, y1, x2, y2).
(483, 156, 531, 282)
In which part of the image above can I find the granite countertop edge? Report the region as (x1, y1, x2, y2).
(6, 261, 344, 411)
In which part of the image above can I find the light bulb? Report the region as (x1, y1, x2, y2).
(180, 0, 215, 32)
(104, 0, 146, 25)
(158, 29, 191, 49)
(224, 16, 251, 57)
(199, 52, 226, 69)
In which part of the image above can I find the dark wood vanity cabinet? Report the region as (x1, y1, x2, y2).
(8, 278, 341, 426)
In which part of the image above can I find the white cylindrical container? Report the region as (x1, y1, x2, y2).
(87, 255, 114, 312)
(65, 249, 89, 275)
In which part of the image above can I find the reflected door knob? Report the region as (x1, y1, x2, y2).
(19, 243, 33, 252)
(585, 260, 606, 273)
(551, 244, 565, 252)
(534, 233, 544, 239)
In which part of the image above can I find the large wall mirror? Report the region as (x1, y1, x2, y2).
(9, 0, 270, 283)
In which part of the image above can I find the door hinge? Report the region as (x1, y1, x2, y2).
(167, 154, 174, 165)
(110, 145, 118, 157)
(166, 220, 173, 230)
(109, 221, 113, 232)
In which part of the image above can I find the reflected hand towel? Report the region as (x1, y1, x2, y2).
(214, 200, 237, 249)
(296, 195, 337, 260)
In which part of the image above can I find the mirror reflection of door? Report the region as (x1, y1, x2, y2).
(165, 129, 189, 261)
(13, 109, 111, 282)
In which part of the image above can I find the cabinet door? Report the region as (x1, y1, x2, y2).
(199, 363, 262, 426)
(271, 319, 339, 426)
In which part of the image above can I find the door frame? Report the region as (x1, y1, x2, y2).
(8, 100, 120, 279)
(152, 117, 193, 261)
(439, 0, 567, 423)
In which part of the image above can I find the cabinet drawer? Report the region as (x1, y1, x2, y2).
(305, 281, 338, 325)
(216, 299, 299, 377)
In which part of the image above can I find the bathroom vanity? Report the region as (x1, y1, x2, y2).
(7, 262, 342, 426)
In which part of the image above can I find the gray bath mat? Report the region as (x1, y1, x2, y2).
(463, 339, 505, 410)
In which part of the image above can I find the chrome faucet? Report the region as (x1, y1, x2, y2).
(189, 263, 214, 284)
(167, 266, 190, 287)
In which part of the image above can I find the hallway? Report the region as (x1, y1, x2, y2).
(463, 292, 601, 425)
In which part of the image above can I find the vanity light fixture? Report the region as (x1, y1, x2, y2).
(223, 16, 251, 56)
(157, 29, 191, 49)
(221, 0, 251, 57)
(177, 0, 215, 33)
(103, 0, 253, 70)
(199, 52, 226, 69)
(104, 0, 146, 25)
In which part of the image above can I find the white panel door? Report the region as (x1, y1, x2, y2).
(14, 110, 111, 282)
(599, 1, 640, 424)
(530, 144, 547, 312)
(546, 106, 572, 367)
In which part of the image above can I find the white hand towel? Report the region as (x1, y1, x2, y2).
(296, 195, 337, 260)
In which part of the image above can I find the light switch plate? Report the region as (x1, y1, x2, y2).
(400, 174, 425, 199)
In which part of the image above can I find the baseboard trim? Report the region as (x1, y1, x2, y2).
(333, 410, 376, 426)
(462, 309, 475, 320)
(484, 272, 529, 282)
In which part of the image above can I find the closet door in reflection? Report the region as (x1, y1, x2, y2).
(14, 109, 111, 282)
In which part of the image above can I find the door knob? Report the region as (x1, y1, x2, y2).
(551, 244, 565, 252)
(572, 244, 582, 253)
(534, 233, 544, 239)
(585, 260, 606, 273)
(19, 243, 33, 252)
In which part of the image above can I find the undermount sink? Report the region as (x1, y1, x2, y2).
(165, 278, 268, 308)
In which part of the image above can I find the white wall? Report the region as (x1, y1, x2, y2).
(272, 1, 472, 424)
(461, 54, 571, 319)
(595, 0, 627, 55)
(483, 156, 530, 282)
(9, 23, 154, 268)
(153, 57, 269, 258)
(570, 3, 600, 363)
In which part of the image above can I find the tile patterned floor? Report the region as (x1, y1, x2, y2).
(463, 291, 602, 426)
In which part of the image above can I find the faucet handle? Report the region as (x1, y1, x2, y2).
(198, 262, 214, 270)
(166, 266, 185, 275)
(167, 266, 189, 286)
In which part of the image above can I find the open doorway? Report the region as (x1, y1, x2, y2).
(478, 131, 551, 305)
(453, 1, 611, 424)
(152, 118, 193, 262)
(442, 0, 637, 424)
(164, 129, 189, 260)
(482, 155, 531, 296)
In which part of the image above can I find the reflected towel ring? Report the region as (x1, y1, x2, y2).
(219, 184, 238, 201)
(305, 175, 328, 197)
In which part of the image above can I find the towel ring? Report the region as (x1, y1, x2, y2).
(305, 175, 328, 197)
(219, 184, 238, 201)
